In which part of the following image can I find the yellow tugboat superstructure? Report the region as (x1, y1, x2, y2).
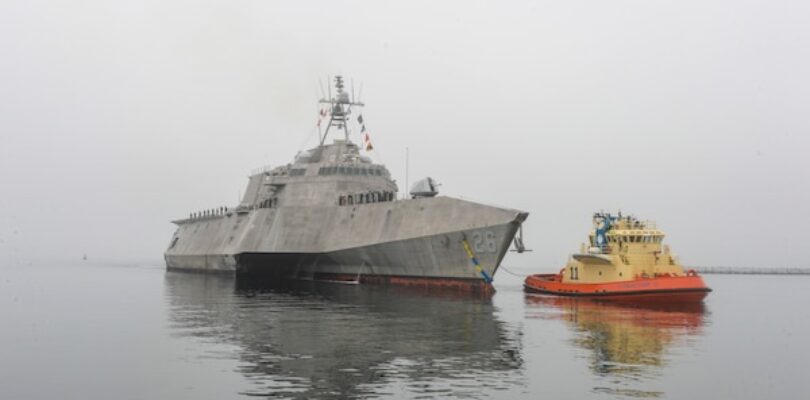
(525, 212, 711, 302)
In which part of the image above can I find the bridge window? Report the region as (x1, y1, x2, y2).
(290, 168, 306, 176)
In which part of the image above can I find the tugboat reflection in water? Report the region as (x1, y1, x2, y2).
(524, 294, 707, 398)
(165, 272, 523, 399)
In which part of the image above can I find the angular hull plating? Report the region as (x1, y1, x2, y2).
(165, 196, 527, 288)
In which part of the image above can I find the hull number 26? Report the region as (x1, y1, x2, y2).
(472, 230, 497, 254)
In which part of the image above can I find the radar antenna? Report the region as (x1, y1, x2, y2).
(319, 75, 365, 146)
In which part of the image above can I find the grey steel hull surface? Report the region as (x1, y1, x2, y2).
(166, 196, 527, 286)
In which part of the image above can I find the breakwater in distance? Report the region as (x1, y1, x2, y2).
(692, 266, 810, 275)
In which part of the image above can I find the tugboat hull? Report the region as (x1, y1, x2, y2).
(524, 273, 711, 303)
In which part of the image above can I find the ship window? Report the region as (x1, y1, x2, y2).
(290, 168, 306, 176)
(353, 167, 360, 175)
(339, 166, 346, 174)
(362, 168, 368, 176)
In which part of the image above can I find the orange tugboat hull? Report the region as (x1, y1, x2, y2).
(524, 273, 711, 302)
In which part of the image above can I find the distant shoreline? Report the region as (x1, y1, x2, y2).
(692, 267, 810, 275)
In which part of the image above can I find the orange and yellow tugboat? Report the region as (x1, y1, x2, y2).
(524, 212, 711, 302)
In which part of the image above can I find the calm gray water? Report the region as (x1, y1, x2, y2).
(1, 260, 809, 399)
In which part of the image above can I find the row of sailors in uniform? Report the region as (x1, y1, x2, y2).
(189, 206, 228, 219)
(339, 191, 395, 206)
(257, 198, 278, 209)
(188, 191, 395, 217)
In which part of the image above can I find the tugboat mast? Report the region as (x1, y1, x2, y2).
(319, 75, 364, 146)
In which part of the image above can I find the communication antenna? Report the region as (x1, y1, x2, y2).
(318, 75, 365, 146)
(405, 147, 409, 200)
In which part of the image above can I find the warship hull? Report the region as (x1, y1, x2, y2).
(166, 196, 527, 289)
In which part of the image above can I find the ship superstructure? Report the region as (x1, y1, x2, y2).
(567, 212, 686, 283)
(165, 76, 528, 290)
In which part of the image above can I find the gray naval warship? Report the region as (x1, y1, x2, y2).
(165, 76, 528, 290)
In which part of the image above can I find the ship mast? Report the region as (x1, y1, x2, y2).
(319, 75, 364, 146)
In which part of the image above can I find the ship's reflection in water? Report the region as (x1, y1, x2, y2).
(164, 272, 523, 399)
(525, 294, 707, 398)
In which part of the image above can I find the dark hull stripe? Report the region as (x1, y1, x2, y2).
(523, 285, 712, 297)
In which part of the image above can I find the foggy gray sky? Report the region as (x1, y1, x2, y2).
(1, 0, 808, 269)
